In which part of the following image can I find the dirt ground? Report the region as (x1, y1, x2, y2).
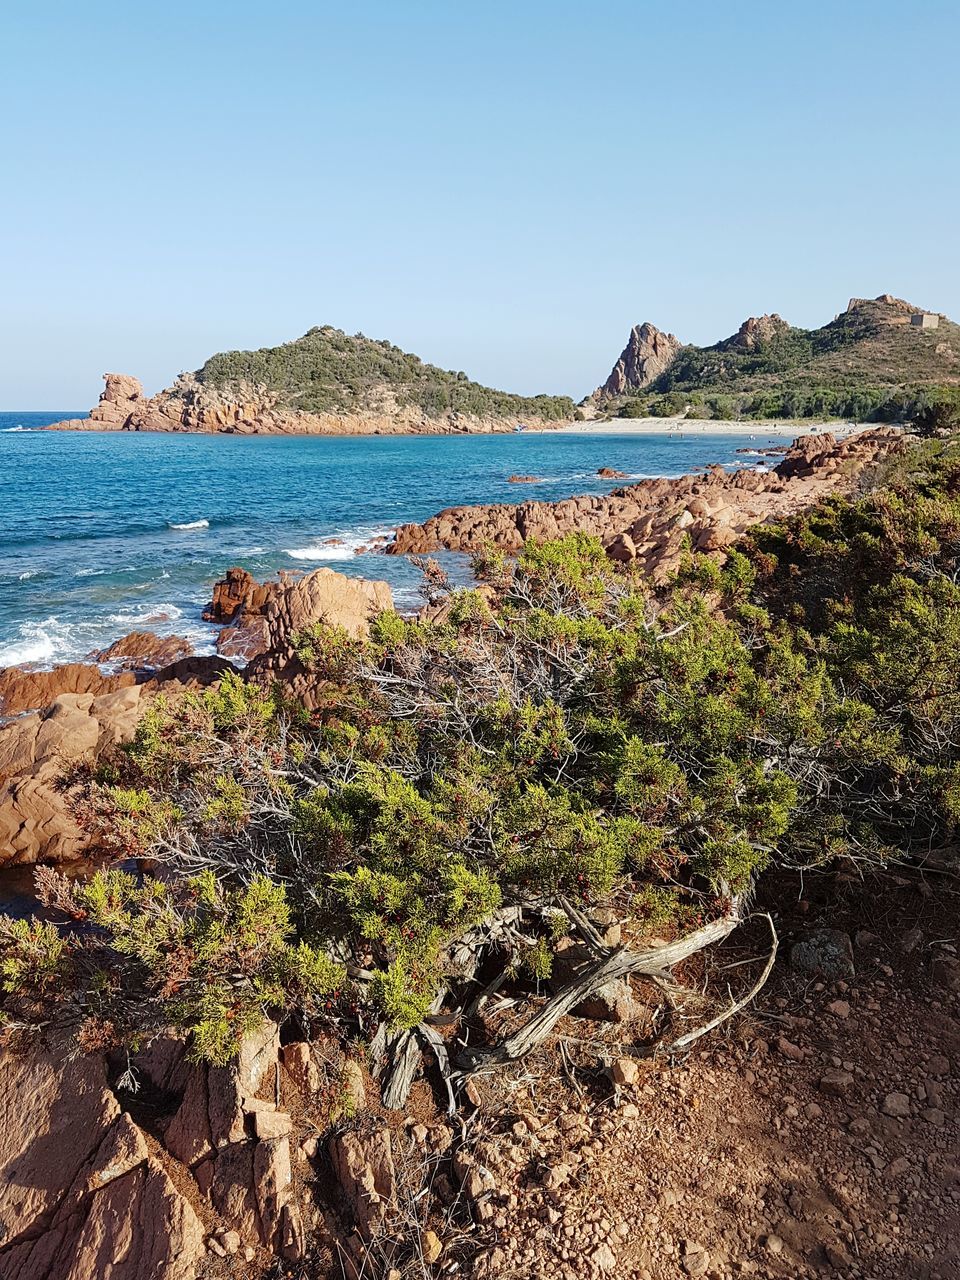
(453, 868, 960, 1280)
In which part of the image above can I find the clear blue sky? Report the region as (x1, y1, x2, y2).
(2, 0, 958, 408)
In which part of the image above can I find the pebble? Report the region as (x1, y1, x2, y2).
(591, 1243, 617, 1272)
(819, 1069, 855, 1097)
(613, 1058, 639, 1087)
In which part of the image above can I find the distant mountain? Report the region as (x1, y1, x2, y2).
(48, 327, 576, 436)
(591, 295, 960, 420)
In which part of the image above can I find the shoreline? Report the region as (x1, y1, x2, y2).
(529, 416, 874, 439)
(31, 416, 874, 441)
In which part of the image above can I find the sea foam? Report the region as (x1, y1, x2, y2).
(285, 526, 393, 561)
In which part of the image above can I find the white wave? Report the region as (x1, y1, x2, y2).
(106, 602, 184, 626)
(75, 568, 107, 577)
(0, 633, 55, 666)
(0, 604, 220, 671)
(0, 426, 26, 433)
(0, 616, 76, 667)
(18, 571, 36, 581)
(285, 526, 394, 562)
(286, 545, 354, 561)
(167, 519, 210, 530)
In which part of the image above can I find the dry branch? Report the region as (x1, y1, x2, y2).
(458, 902, 742, 1074)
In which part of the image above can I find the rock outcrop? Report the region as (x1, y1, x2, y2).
(0, 686, 146, 866)
(0, 565, 392, 866)
(46, 372, 571, 438)
(0, 656, 227, 868)
(0, 663, 135, 717)
(93, 631, 195, 672)
(0, 1025, 388, 1280)
(47, 373, 148, 433)
(0, 1049, 206, 1280)
(593, 322, 683, 400)
(388, 429, 905, 581)
(719, 313, 790, 351)
(205, 565, 393, 671)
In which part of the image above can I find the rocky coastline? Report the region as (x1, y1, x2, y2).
(388, 427, 905, 580)
(0, 427, 903, 872)
(45, 373, 571, 437)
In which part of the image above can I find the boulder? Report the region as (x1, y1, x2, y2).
(204, 565, 393, 677)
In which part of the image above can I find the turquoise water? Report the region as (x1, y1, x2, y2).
(0, 413, 780, 666)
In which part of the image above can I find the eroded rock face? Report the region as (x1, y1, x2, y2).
(593, 322, 683, 400)
(388, 429, 905, 583)
(0, 687, 145, 866)
(0, 655, 226, 868)
(0, 1024, 361, 1279)
(0, 1049, 205, 1280)
(0, 663, 135, 717)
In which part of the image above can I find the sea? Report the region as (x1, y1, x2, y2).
(0, 412, 780, 668)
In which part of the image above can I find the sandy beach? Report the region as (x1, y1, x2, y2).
(532, 416, 870, 440)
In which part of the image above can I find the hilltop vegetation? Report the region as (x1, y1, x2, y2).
(605, 295, 960, 421)
(195, 325, 576, 421)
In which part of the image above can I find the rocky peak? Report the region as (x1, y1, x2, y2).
(844, 294, 921, 320)
(593, 322, 682, 400)
(720, 313, 789, 351)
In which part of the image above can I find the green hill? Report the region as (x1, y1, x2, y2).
(599, 295, 960, 421)
(194, 326, 575, 422)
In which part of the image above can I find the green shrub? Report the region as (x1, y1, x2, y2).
(7, 445, 960, 1062)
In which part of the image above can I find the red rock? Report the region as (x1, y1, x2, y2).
(0, 662, 134, 715)
(0, 1048, 205, 1280)
(387, 429, 904, 582)
(328, 1127, 396, 1240)
(593, 322, 683, 399)
(93, 631, 194, 671)
(205, 565, 392, 667)
(0, 686, 145, 866)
